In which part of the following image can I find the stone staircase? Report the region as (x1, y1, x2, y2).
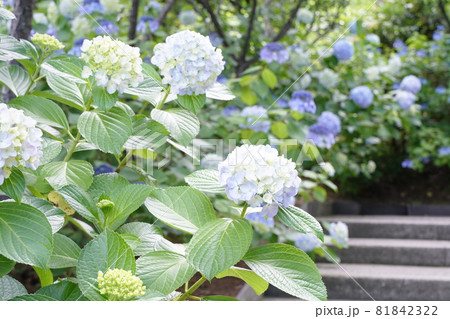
(317, 215, 450, 300)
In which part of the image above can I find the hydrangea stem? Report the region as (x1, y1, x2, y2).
(64, 132, 81, 162)
(240, 203, 249, 218)
(175, 276, 207, 301)
(155, 87, 170, 110)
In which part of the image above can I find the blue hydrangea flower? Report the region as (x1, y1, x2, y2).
(416, 50, 426, 57)
(333, 39, 353, 61)
(366, 34, 380, 44)
(433, 25, 444, 41)
(146, 1, 163, 11)
(178, 10, 197, 25)
(31, 25, 57, 38)
(294, 233, 321, 252)
(245, 213, 274, 227)
(438, 146, 450, 156)
(288, 90, 316, 114)
(137, 16, 159, 33)
(307, 111, 341, 149)
(222, 105, 240, 117)
(348, 20, 357, 34)
(217, 75, 227, 84)
(350, 85, 373, 108)
(68, 38, 86, 56)
(277, 98, 289, 108)
(95, 19, 119, 35)
(401, 158, 413, 169)
(208, 33, 223, 47)
(420, 156, 430, 164)
(392, 82, 400, 90)
(81, 0, 104, 14)
(420, 103, 428, 110)
(94, 164, 115, 175)
(435, 86, 446, 94)
(395, 90, 416, 110)
(399, 75, 421, 94)
(239, 106, 271, 133)
(329, 222, 348, 246)
(259, 42, 289, 64)
(393, 39, 408, 56)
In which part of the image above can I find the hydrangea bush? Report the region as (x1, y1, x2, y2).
(0, 6, 328, 301)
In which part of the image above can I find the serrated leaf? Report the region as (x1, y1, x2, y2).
(42, 160, 94, 191)
(39, 138, 62, 165)
(0, 254, 14, 278)
(48, 234, 81, 269)
(37, 281, 86, 301)
(41, 57, 86, 84)
(119, 233, 141, 251)
(0, 35, 29, 61)
(88, 173, 128, 202)
(144, 186, 216, 234)
(10, 294, 57, 301)
(241, 87, 258, 105)
(0, 64, 31, 96)
(151, 108, 199, 146)
(0, 8, 16, 20)
(177, 94, 206, 114)
(277, 205, 324, 241)
(93, 86, 118, 111)
(8, 95, 69, 130)
(0, 202, 53, 268)
(0, 167, 25, 202)
(216, 267, 268, 295)
(0, 276, 27, 301)
(78, 107, 132, 154)
(185, 169, 224, 193)
(205, 82, 235, 101)
(186, 218, 252, 280)
(261, 69, 277, 89)
(136, 251, 196, 295)
(243, 243, 327, 300)
(124, 76, 163, 106)
(45, 73, 88, 109)
(21, 197, 65, 234)
(124, 116, 168, 151)
(77, 229, 135, 301)
(56, 185, 102, 224)
(142, 63, 162, 83)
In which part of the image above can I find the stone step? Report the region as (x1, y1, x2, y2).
(320, 215, 450, 240)
(318, 263, 450, 301)
(337, 238, 450, 266)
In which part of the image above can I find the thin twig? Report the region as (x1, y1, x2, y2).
(128, 0, 140, 40)
(236, 0, 257, 75)
(197, 0, 230, 47)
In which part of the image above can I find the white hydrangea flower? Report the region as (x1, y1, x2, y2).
(59, 0, 78, 18)
(297, 8, 314, 24)
(329, 221, 349, 247)
(318, 68, 339, 88)
(320, 162, 335, 177)
(47, 2, 58, 25)
(218, 145, 301, 218)
(0, 104, 43, 185)
(100, 0, 122, 14)
(151, 30, 225, 96)
(80, 36, 144, 94)
(364, 66, 380, 81)
(33, 13, 48, 25)
(71, 16, 92, 38)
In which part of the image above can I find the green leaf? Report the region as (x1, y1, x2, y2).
(216, 267, 268, 295)
(42, 160, 94, 191)
(136, 251, 196, 295)
(261, 69, 277, 89)
(77, 229, 135, 301)
(124, 77, 164, 106)
(202, 295, 239, 301)
(0, 8, 16, 20)
(33, 266, 53, 287)
(0, 254, 15, 277)
(104, 184, 152, 230)
(241, 87, 258, 105)
(78, 107, 132, 154)
(0, 202, 53, 268)
(243, 243, 327, 300)
(88, 173, 128, 202)
(45, 73, 88, 109)
(57, 185, 102, 224)
(142, 63, 162, 82)
(277, 205, 324, 241)
(41, 57, 86, 84)
(93, 86, 118, 111)
(0, 167, 25, 202)
(186, 218, 253, 280)
(119, 233, 141, 251)
(48, 234, 81, 269)
(10, 294, 57, 301)
(205, 82, 235, 101)
(9, 95, 69, 130)
(144, 186, 216, 234)
(21, 197, 65, 234)
(39, 138, 62, 165)
(185, 169, 225, 193)
(313, 186, 327, 202)
(0, 276, 27, 301)
(0, 65, 31, 97)
(270, 121, 288, 139)
(151, 108, 199, 146)
(0, 35, 29, 61)
(177, 94, 206, 114)
(32, 90, 85, 111)
(37, 281, 86, 301)
(124, 116, 168, 151)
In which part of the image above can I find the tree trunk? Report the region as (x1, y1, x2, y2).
(128, 0, 140, 40)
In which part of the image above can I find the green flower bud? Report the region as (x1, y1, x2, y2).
(96, 199, 115, 209)
(97, 269, 146, 301)
(31, 33, 65, 52)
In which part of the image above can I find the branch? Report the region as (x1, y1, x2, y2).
(236, 0, 257, 75)
(438, 0, 450, 29)
(272, 0, 304, 42)
(156, 0, 177, 24)
(196, 0, 230, 47)
(128, 0, 140, 40)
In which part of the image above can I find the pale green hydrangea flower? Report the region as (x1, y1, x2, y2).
(97, 269, 146, 301)
(31, 33, 65, 52)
